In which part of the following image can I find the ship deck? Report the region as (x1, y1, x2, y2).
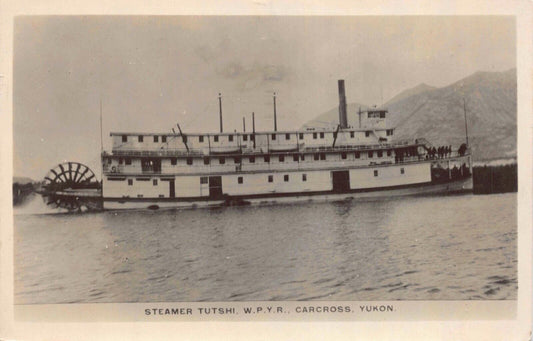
(104, 138, 426, 158)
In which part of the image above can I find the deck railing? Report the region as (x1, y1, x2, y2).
(105, 138, 426, 158)
(102, 152, 471, 176)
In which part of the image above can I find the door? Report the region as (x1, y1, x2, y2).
(169, 180, 175, 198)
(332, 171, 350, 193)
(209, 176, 223, 199)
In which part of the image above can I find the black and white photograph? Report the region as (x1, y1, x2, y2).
(4, 6, 532, 340)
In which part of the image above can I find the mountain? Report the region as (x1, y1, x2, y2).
(388, 69, 516, 160)
(383, 83, 436, 106)
(304, 69, 516, 160)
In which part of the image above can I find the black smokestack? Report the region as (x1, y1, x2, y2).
(338, 80, 348, 129)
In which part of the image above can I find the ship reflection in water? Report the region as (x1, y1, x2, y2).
(15, 193, 516, 304)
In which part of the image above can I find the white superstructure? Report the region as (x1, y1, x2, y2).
(100, 80, 472, 210)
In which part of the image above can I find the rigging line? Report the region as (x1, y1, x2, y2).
(177, 123, 189, 152)
(160, 132, 182, 148)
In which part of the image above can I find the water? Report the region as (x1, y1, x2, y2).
(14, 193, 517, 304)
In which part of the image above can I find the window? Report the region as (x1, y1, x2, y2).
(279, 155, 285, 162)
(387, 150, 391, 157)
(320, 153, 326, 160)
(302, 174, 307, 181)
(204, 157, 210, 165)
(119, 158, 123, 165)
(162, 136, 167, 143)
(153, 179, 158, 186)
(314, 153, 319, 160)
(249, 156, 255, 163)
(301, 154, 305, 161)
(125, 158, 132, 165)
(284, 174, 289, 182)
(350, 131, 354, 138)
(377, 150, 383, 158)
(374, 170, 378, 177)
(268, 175, 273, 183)
(122, 135, 127, 142)
(187, 157, 193, 165)
(368, 111, 384, 119)
(200, 176, 208, 184)
(171, 157, 177, 165)
(293, 154, 299, 162)
(138, 135, 144, 142)
(272, 134, 277, 140)
(400, 168, 405, 174)
(355, 151, 360, 159)
(313, 132, 317, 139)
(365, 131, 370, 137)
(286, 133, 290, 140)
(341, 152, 347, 160)
(250, 135, 255, 141)
(153, 135, 159, 143)
(199, 135, 204, 143)
(320, 132, 324, 139)
(228, 135, 233, 142)
(141, 159, 161, 173)
(219, 157, 225, 164)
(264, 155, 270, 162)
(128, 179, 133, 186)
(243, 134, 248, 141)
(299, 133, 304, 139)
(368, 151, 373, 158)
(214, 135, 219, 142)
(238, 176, 243, 184)
(387, 129, 394, 136)
(234, 156, 241, 164)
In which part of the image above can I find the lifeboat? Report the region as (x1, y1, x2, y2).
(268, 143, 303, 152)
(209, 146, 242, 154)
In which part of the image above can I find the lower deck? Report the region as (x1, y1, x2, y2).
(103, 176, 473, 210)
(102, 157, 472, 210)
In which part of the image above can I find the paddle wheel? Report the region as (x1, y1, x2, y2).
(38, 162, 102, 212)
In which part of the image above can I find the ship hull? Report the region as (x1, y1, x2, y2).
(102, 176, 472, 210)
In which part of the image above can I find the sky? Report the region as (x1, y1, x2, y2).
(13, 16, 516, 180)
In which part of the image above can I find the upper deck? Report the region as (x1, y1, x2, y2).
(109, 126, 397, 157)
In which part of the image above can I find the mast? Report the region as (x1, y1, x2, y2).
(99, 98, 103, 183)
(99, 98, 103, 153)
(252, 112, 256, 149)
(243, 117, 246, 132)
(463, 98, 469, 146)
(218, 93, 223, 133)
(273, 92, 277, 131)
